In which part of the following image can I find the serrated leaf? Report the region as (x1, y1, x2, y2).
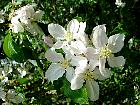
(62, 79, 89, 104)
(3, 34, 26, 62)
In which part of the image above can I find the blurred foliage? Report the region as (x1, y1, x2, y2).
(0, 0, 140, 104)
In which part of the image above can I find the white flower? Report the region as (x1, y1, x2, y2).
(0, 68, 9, 84)
(71, 61, 110, 101)
(0, 87, 6, 101)
(11, 4, 44, 35)
(45, 49, 87, 82)
(7, 89, 23, 104)
(115, 0, 126, 8)
(17, 68, 26, 78)
(16, 5, 44, 23)
(86, 25, 125, 76)
(0, 10, 5, 23)
(10, 15, 24, 33)
(48, 19, 87, 55)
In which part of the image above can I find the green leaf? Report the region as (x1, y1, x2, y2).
(62, 79, 89, 104)
(3, 33, 26, 62)
(17, 78, 29, 84)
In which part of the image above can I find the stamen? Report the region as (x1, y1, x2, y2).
(61, 59, 69, 69)
(65, 32, 73, 42)
(84, 70, 94, 80)
(100, 46, 112, 59)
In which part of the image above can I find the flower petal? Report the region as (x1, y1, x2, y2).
(52, 41, 64, 49)
(11, 16, 24, 33)
(107, 56, 125, 67)
(108, 34, 125, 53)
(70, 55, 87, 68)
(71, 74, 84, 90)
(48, 23, 66, 40)
(93, 67, 111, 80)
(45, 63, 65, 82)
(89, 59, 99, 70)
(85, 47, 99, 60)
(70, 40, 87, 54)
(33, 10, 44, 21)
(99, 58, 107, 76)
(85, 80, 99, 101)
(66, 67, 75, 82)
(78, 22, 86, 33)
(25, 22, 43, 35)
(92, 25, 108, 48)
(45, 49, 64, 63)
(67, 19, 79, 34)
(0, 88, 6, 101)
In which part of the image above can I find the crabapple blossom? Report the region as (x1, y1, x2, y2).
(71, 60, 111, 101)
(45, 49, 87, 82)
(115, 0, 126, 8)
(10, 4, 44, 35)
(86, 25, 125, 76)
(48, 19, 87, 55)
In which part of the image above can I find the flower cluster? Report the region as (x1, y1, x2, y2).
(0, 88, 23, 105)
(45, 19, 125, 101)
(115, 0, 126, 8)
(10, 4, 44, 35)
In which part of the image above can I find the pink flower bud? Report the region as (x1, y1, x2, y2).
(44, 36, 54, 47)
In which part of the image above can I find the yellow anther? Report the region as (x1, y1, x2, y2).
(84, 70, 95, 80)
(61, 59, 69, 69)
(65, 32, 73, 42)
(100, 46, 112, 59)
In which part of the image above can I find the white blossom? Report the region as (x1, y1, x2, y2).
(115, 0, 126, 8)
(0, 87, 6, 101)
(45, 49, 87, 82)
(48, 19, 87, 55)
(86, 25, 125, 76)
(10, 4, 44, 35)
(0, 10, 5, 23)
(10, 15, 24, 33)
(7, 89, 23, 104)
(71, 61, 111, 101)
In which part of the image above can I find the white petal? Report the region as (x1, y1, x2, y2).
(70, 55, 87, 68)
(52, 41, 64, 49)
(70, 40, 87, 54)
(25, 22, 43, 35)
(99, 58, 107, 76)
(86, 80, 99, 101)
(66, 67, 75, 82)
(45, 63, 65, 82)
(78, 22, 86, 33)
(93, 67, 111, 80)
(48, 23, 66, 40)
(108, 34, 125, 53)
(75, 66, 87, 75)
(0, 90, 6, 101)
(67, 19, 79, 34)
(33, 10, 44, 21)
(85, 47, 99, 60)
(71, 74, 84, 90)
(107, 56, 125, 67)
(45, 49, 64, 62)
(62, 44, 76, 55)
(89, 59, 99, 70)
(92, 25, 108, 48)
(11, 16, 24, 33)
